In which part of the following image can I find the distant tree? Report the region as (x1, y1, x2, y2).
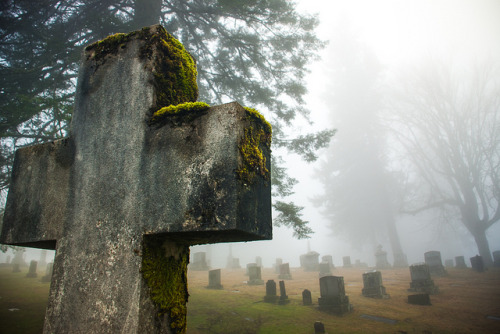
(0, 0, 334, 238)
(388, 60, 500, 265)
(313, 31, 407, 264)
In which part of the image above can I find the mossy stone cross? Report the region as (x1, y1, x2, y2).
(0, 25, 272, 333)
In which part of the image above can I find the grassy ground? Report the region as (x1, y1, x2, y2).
(0, 265, 499, 333)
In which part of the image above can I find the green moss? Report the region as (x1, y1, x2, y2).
(85, 32, 132, 63)
(237, 127, 270, 185)
(141, 238, 189, 333)
(243, 107, 273, 140)
(149, 102, 210, 126)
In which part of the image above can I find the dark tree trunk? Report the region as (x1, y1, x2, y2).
(471, 226, 493, 266)
(132, 0, 163, 30)
(386, 215, 408, 267)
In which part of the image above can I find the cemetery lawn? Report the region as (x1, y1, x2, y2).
(1, 266, 500, 333)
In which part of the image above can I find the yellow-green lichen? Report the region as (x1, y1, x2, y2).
(236, 108, 272, 185)
(141, 238, 189, 333)
(149, 102, 210, 126)
(85, 32, 132, 63)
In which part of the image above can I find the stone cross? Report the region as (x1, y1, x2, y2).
(0, 25, 272, 333)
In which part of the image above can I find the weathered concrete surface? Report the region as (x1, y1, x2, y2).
(0, 25, 271, 333)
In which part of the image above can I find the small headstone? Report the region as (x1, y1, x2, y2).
(408, 263, 439, 294)
(362, 270, 389, 299)
(26, 260, 38, 278)
(41, 262, 53, 283)
(342, 256, 352, 268)
(424, 251, 447, 276)
(12, 263, 20, 273)
(274, 258, 283, 274)
(375, 245, 391, 269)
(354, 259, 368, 268)
(255, 256, 263, 268)
(444, 259, 454, 268)
(314, 321, 326, 333)
(207, 269, 223, 289)
(319, 262, 332, 277)
(455, 256, 467, 269)
(318, 275, 351, 314)
(300, 251, 320, 271)
(190, 252, 210, 271)
(470, 255, 485, 272)
(493, 251, 500, 268)
(264, 280, 279, 303)
(278, 263, 292, 280)
(408, 293, 431, 305)
(246, 262, 257, 275)
(278, 280, 289, 304)
(302, 289, 312, 306)
(248, 266, 264, 285)
(322, 255, 334, 269)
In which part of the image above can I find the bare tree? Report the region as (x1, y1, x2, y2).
(388, 60, 500, 265)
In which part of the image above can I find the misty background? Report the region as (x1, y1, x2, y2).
(2, 0, 500, 270)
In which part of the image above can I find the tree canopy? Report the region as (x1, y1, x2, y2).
(0, 0, 334, 238)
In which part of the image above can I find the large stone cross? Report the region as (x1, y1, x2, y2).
(0, 25, 272, 333)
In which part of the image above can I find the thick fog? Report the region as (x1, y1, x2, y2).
(2, 0, 500, 272)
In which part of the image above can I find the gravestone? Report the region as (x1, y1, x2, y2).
(0, 25, 272, 334)
(190, 252, 210, 271)
(318, 276, 351, 314)
(362, 270, 389, 299)
(302, 289, 312, 305)
(246, 262, 258, 275)
(41, 262, 53, 283)
(314, 321, 326, 333)
(278, 262, 292, 280)
(470, 255, 485, 272)
(274, 258, 283, 274)
(424, 251, 447, 276)
(264, 279, 279, 303)
(11, 248, 26, 267)
(493, 251, 500, 267)
(408, 293, 431, 306)
(248, 265, 264, 285)
(342, 256, 352, 268)
(26, 260, 38, 278)
(300, 251, 320, 271)
(207, 269, 223, 289)
(455, 256, 467, 269)
(319, 262, 332, 277)
(255, 256, 263, 268)
(278, 280, 289, 304)
(408, 263, 439, 294)
(322, 255, 334, 269)
(354, 259, 368, 268)
(444, 259, 454, 268)
(375, 245, 391, 269)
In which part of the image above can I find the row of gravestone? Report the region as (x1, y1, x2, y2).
(423, 250, 496, 274)
(8, 260, 53, 283)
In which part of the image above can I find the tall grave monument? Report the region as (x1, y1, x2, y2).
(0, 25, 272, 334)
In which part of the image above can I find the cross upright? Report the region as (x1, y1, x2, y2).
(0, 25, 272, 333)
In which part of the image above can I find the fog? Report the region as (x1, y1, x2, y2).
(2, 0, 500, 272)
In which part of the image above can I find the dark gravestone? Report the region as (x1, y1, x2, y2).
(274, 258, 283, 274)
(362, 270, 389, 299)
(26, 260, 38, 278)
(318, 276, 351, 314)
(278, 263, 292, 280)
(342, 256, 352, 268)
(455, 256, 467, 269)
(41, 262, 54, 283)
(278, 280, 290, 304)
(264, 279, 279, 303)
(493, 251, 500, 268)
(0, 25, 272, 334)
(319, 262, 332, 277)
(408, 293, 431, 305)
(248, 266, 264, 285)
(190, 252, 209, 271)
(444, 259, 454, 268)
(408, 263, 439, 294)
(207, 269, 223, 289)
(424, 251, 447, 276)
(302, 289, 312, 306)
(470, 255, 485, 272)
(375, 245, 391, 269)
(300, 251, 320, 271)
(314, 321, 326, 333)
(322, 255, 334, 269)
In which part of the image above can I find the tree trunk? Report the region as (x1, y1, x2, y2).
(132, 0, 163, 30)
(471, 227, 493, 266)
(386, 215, 408, 267)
